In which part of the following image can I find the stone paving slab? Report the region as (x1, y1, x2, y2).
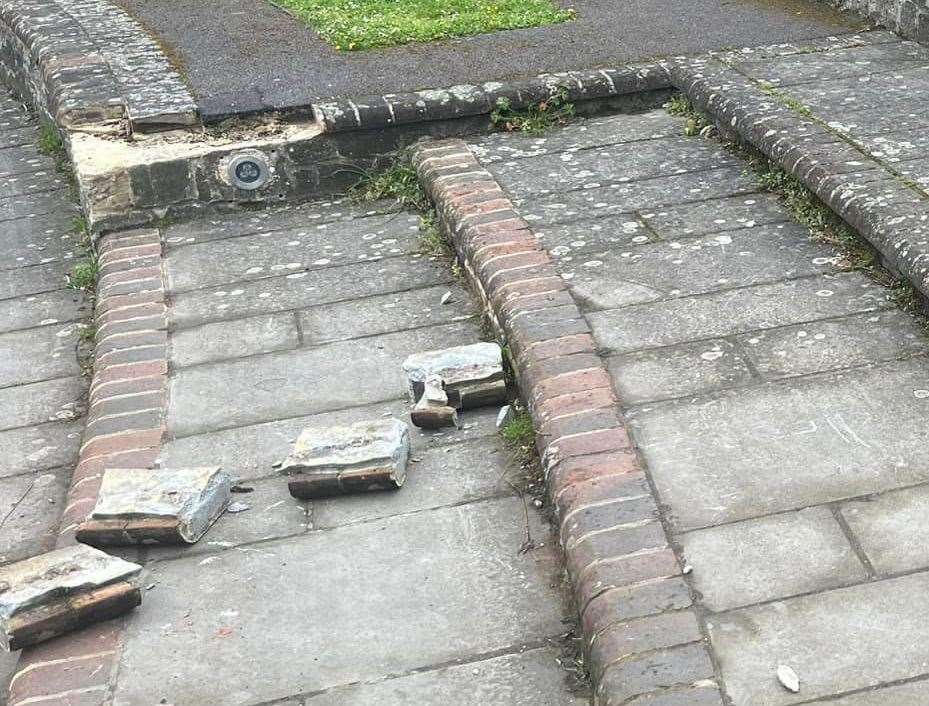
(163, 212, 421, 292)
(303, 647, 586, 706)
(0, 289, 88, 334)
(168, 320, 478, 437)
(0, 323, 82, 387)
(115, 497, 565, 705)
(588, 271, 889, 354)
(0, 469, 70, 566)
(841, 484, 929, 576)
(709, 572, 929, 706)
(516, 166, 760, 226)
(470, 112, 683, 164)
(0, 377, 86, 431)
(680, 507, 866, 611)
(630, 357, 929, 530)
(0, 213, 77, 269)
(169, 256, 452, 328)
(488, 137, 739, 200)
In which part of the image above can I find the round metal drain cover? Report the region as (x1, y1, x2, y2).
(227, 153, 269, 190)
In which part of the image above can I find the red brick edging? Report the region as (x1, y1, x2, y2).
(8, 228, 168, 706)
(413, 140, 725, 705)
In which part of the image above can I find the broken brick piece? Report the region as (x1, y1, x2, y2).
(77, 466, 232, 545)
(402, 342, 506, 409)
(0, 545, 141, 651)
(280, 418, 410, 499)
(411, 375, 459, 429)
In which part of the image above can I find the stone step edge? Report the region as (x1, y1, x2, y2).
(0, 0, 198, 134)
(6, 226, 168, 706)
(311, 29, 895, 134)
(411, 140, 726, 706)
(665, 54, 929, 306)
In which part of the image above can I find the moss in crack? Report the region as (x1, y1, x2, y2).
(665, 93, 712, 137)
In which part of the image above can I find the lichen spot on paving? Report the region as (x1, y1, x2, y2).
(273, 0, 575, 50)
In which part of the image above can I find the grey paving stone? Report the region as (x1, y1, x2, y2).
(608, 339, 755, 405)
(589, 272, 889, 354)
(488, 137, 738, 199)
(0, 377, 86, 431)
(852, 128, 929, 164)
(822, 104, 929, 138)
(167, 321, 480, 437)
(561, 222, 838, 312)
(640, 192, 789, 238)
(0, 289, 88, 334)
(628, 357, 929, 529)
(0, 261, 69, 300)
(0, 323, 82, 387)
(534, 214, 656, 254)
(162, 198, 395, 246)
(802, 682, 929, 705)
(0, 190, 75, 223)
(0, 145, 50, 178)
(732, 41, 929, 87)
(0, 420, 82, 478)
(895, 156, 929, 188)
(0, 214, 77, 269)
(737, 309, 927, 380)
(164, 212, 421, 292)
(312, 436, 513, 529)
(300, 283, 478, 346)
(709, 572, 929, 706)
(169, 256, 452, 328)
(169, 312, 300, 368)
(0, 470, 70, 565)
(787, 67, 929, 115)
(0, 171, 66, 200)
(680, 507, 866, 611)
(160, 400, 499, 483)
(515, 166, 762, 225)
(304, 646, 584, 705)
(145, 475, 309, 562)
(470, 110, 683, 164)
(114, 497, 566, 704)
(842, 484, 929, 575)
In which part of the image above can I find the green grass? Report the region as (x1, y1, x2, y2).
(68, 257, 99, 292)
(490, 90, 575, 134)
(665, 94, 711, 137)
(351, 160, 429, 212)
(275, 0, 574, 50)
(500, 410, 535, 448)
(37, 122, 64, 158)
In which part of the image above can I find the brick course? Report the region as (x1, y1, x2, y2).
(7, 227, 167, 706)
(412, 139, 722, 705)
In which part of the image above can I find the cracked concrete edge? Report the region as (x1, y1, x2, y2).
(411, 140, 726, 706)
(6, 227, 168, 706)
(664, 53, 929, 307)
(0, 0, 198, 134)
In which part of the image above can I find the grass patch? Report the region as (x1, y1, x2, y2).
(417, 211, 453, 257)
(37, 122, 65, 158)
(491, 90, 575, 134)
(275, 0, 574, 50)
(68, 256, 99, 292)
(351, 160, 429, 212)
(500, 409, 535, 448)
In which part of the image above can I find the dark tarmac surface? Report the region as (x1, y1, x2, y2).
(117, 0, 862, 119)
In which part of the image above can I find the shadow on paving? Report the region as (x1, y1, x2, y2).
(113, 0, 860, 118)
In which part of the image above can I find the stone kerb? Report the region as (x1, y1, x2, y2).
(412, 140, 725, 706)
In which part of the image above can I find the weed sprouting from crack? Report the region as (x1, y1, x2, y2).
(417, 211, 453, 258)
(665, 93, 713, 137)
(491, 89, 575, 135)
(350, 158, 430, 212)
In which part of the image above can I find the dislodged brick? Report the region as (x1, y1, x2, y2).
(0, 545, 141, 651)
(78, 466, 232, 544)
(403, 342, 506, 409)
(410, 375, 458, 429)
(281, 418, 410, 498)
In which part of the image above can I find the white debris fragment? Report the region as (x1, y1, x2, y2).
(440, 291, 453, 305)
(777, 665, 800, 693)
(226, 502, 250, 513)
(496, 404, 515, 430)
